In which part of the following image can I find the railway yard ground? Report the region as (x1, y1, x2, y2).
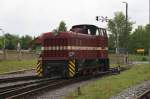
(0, 54, 150, 99)
(64, 63, 150, 99)
(0, 54, 148, 74)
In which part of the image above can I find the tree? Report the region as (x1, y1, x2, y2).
(5, 33, 19, 50)
(58, 21, 67, 32)
(0, 36, 3, 49)
(108, 34, 116, 53)
(20, 35, 33, 49)
(52, 21, 67, 35)
(128, 24, 150, 54)
(108, 12, 133, 53)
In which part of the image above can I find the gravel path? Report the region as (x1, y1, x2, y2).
(110, 80, 150, 99)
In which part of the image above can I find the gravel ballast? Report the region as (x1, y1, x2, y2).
(26, 77, 102, 99)
(110, 80, 150, 99)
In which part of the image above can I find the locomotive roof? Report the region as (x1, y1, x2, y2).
(42, 24, 106, 38)
(43, 31, 95, 38)
(32, 24, 106, 44)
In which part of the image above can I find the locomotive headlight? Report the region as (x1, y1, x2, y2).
(68, 52, 75, 57)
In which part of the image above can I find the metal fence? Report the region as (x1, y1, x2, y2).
(0, 50, 38, 61)
(109, 54, 128, 65)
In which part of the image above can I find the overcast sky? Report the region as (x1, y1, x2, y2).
(0, 0, 149, 37)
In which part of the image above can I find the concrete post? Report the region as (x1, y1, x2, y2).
(3, 49, 6, 60)
(17, 42, 21, 61)
(17, 50, 22, 61)
(3, 49, 5, 60)
(124, 53, 128, 64)
(77, 87, 81, 95)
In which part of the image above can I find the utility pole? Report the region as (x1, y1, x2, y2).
(122, 2, 128, 53)
(122, 2, 128, 33)
(122, 2, 129, 63)
(149, 0, 150, 24)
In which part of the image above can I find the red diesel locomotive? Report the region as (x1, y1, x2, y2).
(36, 24, 109, 77)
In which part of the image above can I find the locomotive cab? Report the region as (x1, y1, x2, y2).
(70, 24, 107, 36)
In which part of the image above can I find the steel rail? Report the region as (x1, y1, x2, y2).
(136, 89, 150, 99)
(0, 77, 59, 93)
(0, 76, 40, 83)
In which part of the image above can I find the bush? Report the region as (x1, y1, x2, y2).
(142, 57, 147, 61)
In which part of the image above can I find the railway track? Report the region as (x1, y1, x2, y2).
(0, 76, 88, 99)
(0, 66, 129, 99)
(0, 77, 62, 99)
(0, 75, 106, 98)
(0, 77, 59, 93)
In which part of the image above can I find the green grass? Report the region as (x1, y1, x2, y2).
(64, 64, 150, 99)
(128, 54, 148, 61)
(0, 60, 36, 73)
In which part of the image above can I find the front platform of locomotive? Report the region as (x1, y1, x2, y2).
(36, 31, 76, 77)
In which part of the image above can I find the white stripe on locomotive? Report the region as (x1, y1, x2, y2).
(41, 46, 108, 51)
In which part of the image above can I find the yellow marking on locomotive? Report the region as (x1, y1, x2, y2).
(37, 70, 43, 77)
(69, 72, 73, 77)
(69, 64, 75, 71)
(36, 65, 40, 70)
(36, 62, 40, 68)
(37, 66, 41, 71)
(68, 70, 74, 77)
(37, 61, 40, 65)
(68, 59, 76, 77)
(36, 66, 42, 73)
(69, 61, 75, 67)
(69, 67, 74, 74)
(37, 69, 42, 74)
(37, 68, 42, 73)
(36, 61, 43, 77)
(38, 73, 43, 77)
(37, 70, 41, 74)
(37, 68, 43, 73)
